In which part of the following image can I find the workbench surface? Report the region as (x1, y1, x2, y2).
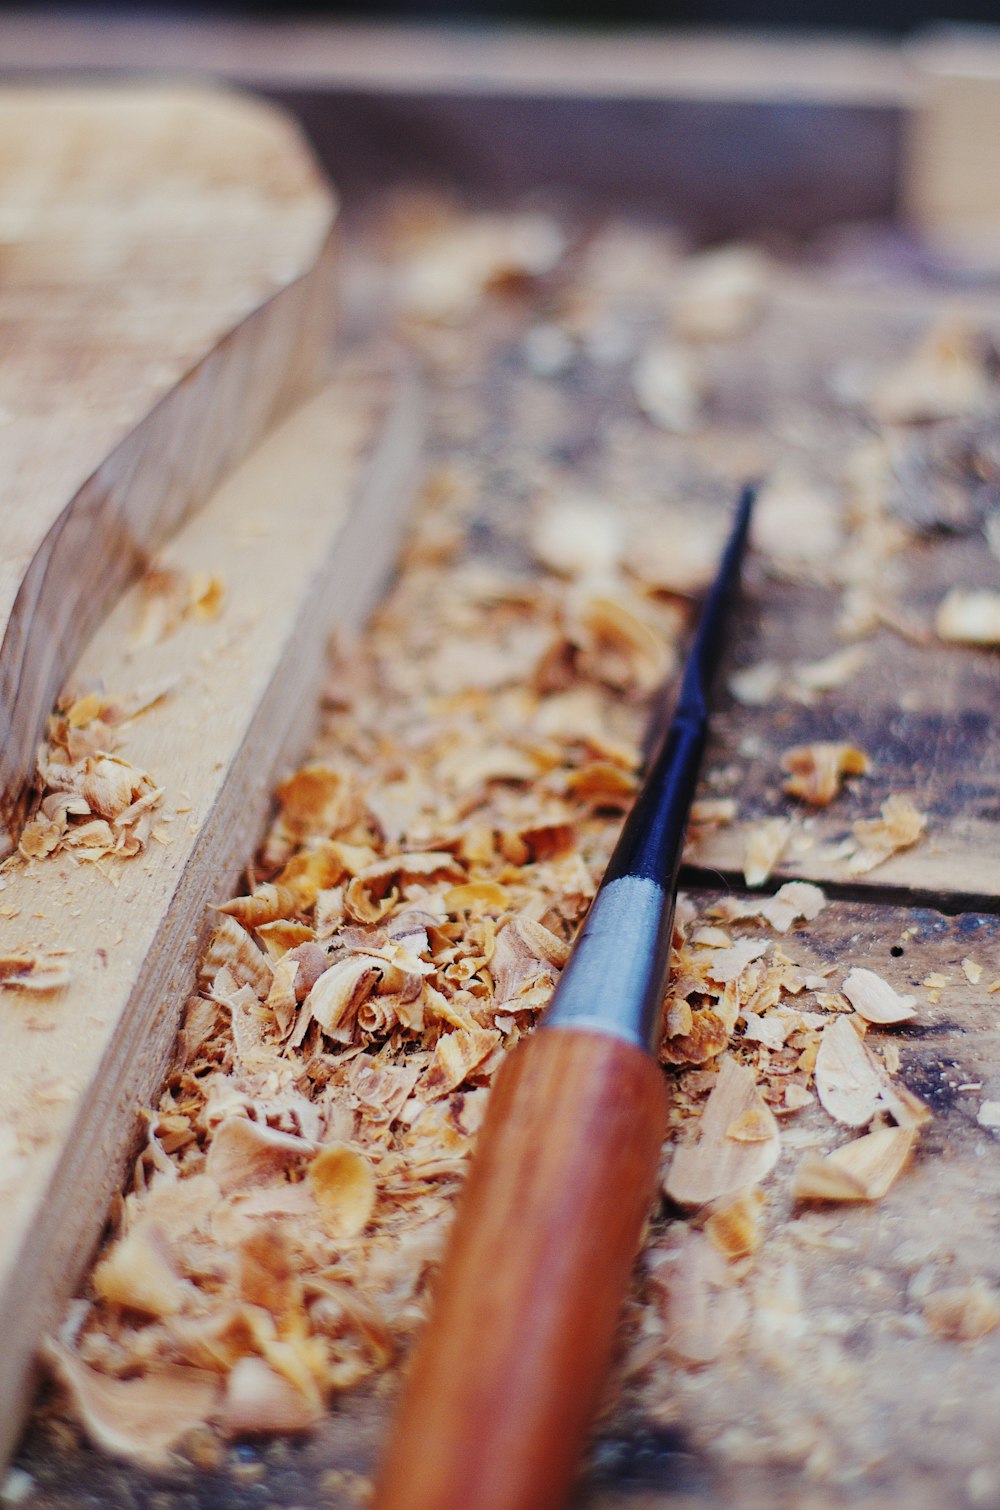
(7, 184, 1000, 1510)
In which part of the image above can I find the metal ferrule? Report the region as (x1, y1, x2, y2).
(542, 875, 674, 1053)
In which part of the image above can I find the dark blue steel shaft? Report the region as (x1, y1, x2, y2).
(602, 482, 755, 894)
(545, 484, 755, 1056)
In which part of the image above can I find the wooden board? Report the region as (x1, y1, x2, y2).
(3, 30, 1000, 1510)
(0, 21, 912, 236)
(0, 85, 338, 851)
(0, 361, 422, 1469)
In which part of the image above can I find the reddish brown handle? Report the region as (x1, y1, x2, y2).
(373, 1027, 669, 1510)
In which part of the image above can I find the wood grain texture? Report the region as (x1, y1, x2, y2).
(374, 1028, 669, 1510)
(0, 84, 338, 851)
(0, 361, 422, 1468)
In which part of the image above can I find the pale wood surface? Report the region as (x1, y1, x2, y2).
(0, 85, 338, 850)
(905, 31, 1000, 258)
(0, 18, 913, 102)
(0, 365, 422, 1469)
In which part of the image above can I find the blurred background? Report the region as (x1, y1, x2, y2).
(5, 0, 1000, 35)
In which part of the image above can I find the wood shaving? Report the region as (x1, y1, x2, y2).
(529, 496, 624, 578)
(781, 742, 869, 807)
(743, 818, 793, 886)
(16, 691, 164, 864)
(632, 343, 703, 432)
(814, 1015, 901, 1128)
(42, 1340, 220, 1470)
(673, 244, 767, 343)
(751, 471, 843, 574)
(870, 319, 990, 425)
(664, 1058, 780, 1207)
(935, 589, 1000, 647)
(846, 795, 928, 875)
(649, 1228, 749, 1365)
(307, 1145, 377, 1238)
(842, 966, 917, 1025)
(131, 566, 226, 649)
(395, 212, 565, 322)
(922, 1282, 1000, 1342)
(704, 1189, 765, 1258)
(792, 1125, 917, 1202)
(715, 882, 827, 934)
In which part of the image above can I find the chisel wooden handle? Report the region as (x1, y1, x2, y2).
(373, 1027, 669, 1510)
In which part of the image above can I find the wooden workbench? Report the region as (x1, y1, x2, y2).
(4, 22, 1000, 1510)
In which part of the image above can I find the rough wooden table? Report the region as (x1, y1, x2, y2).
(7, 193, 1000, 1510)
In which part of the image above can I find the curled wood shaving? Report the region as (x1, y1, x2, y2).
(781, 742, 869, 807)
(704, 1189, 766, 1258)
(743, 819, 792, 887)
(131, 566, 226, 649)
(664, 1058, 780, 1208)
(218, 1357, 323, 1438)
(18, 692, 165, 864)
(842, 967, 917, 1025)
(792, 1125, 917, 1203)
(42, 1340, 221, 1470)
(813, 1016, 881, 1127)
(714, 881, 826, 934)
(847, 795, 927, 875)
(307, 1145, 377, 1238)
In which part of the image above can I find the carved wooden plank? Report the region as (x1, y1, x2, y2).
(0, 363, 422, 1467)
(0, 85, 338, 849)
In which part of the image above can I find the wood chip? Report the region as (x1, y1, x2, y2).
(664, 1058, 780, 1207)
(43, 1341, 220, 1470)
(935, 589, 1000, 646)
(743, 818, 792, 887)
(870, 319, 990, 424)
(781, 741, 869, 806)
(813, 1015, 888, 1128)
(923, 1282, 1000, 1342)
(792, 1125, 917, 1202)
(842, 966, 917, 1025)
(632, 342, 703, 432)
(307, 1144, 377, 1239)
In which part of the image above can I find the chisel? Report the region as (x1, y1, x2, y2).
(374, 484, 756, 1510)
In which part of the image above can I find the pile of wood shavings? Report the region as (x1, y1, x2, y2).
(43, 474, 932, 1472)
(44, 204, 1000, 1476)
(15, 685, 171, 865)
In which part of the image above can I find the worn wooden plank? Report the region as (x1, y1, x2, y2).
(0, 22, 911, 236)
(0, 362, 422, 1469)
(0, 85, 338, 851)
